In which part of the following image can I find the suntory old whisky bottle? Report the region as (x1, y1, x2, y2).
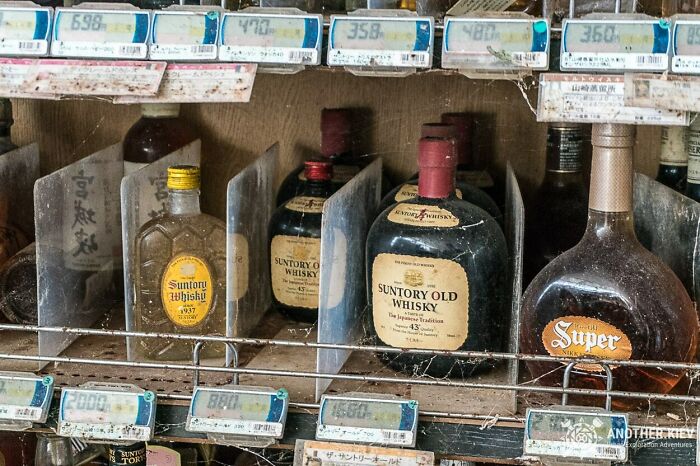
(656, 126, 688, 193)
(269, 161, 332, 323)
(366, 138, 508, 378)
(521, 124, 699, 409)
(134, 166, 226, 361)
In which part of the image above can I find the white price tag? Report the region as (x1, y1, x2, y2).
(442, 17, 549, 71)
(296, 440, 435, 466)
(316, 395, 418, 447)
(186, 386, 288, 439)
(0, 373, 53, 424)
(0, 6, 52, 56)
(220, 12, 322, 66)
(524, 407, 628, 462)
(51, 8, 150, 59)
(150, 10, 219, 61)
(57, 385, 156, 442)
(561, 18, 670, 72)
(537, 73, 688, 125)
(624, 73, 700, 112)
(328, 15, 433, 68)
(672, 19, 700, 73)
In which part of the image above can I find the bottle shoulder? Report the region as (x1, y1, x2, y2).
(136, 212, 225, 241)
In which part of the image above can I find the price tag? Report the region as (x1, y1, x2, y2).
(672, 19, 700, 73)
(537, 73, 688, 125)
(296, 440, 435, 466)
(524, 407, 628, 462)
(328, 15, 433, 69)
(150, 10, 220, 61)
(219, 12, 322, 66)
(57, 384, 156, 442)
(442, 17, 549, 71)
(624, 73, 700, 111)
(186, 386, 289, 439)
(51, 8, 150, 59)
(0, 6, 51, 56)
(0, 373, 53, 424)
(561, 18, 670, 72)
(317, 394, 418, 447)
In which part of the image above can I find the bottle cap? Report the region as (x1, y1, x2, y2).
(420, 123, 456, 140)
(321, 108, 353, 157)
(167, 165, 200, 190)
(440, 113, 473, 164)
(418, 138, 457, 168)
(549, 122, 582, 131)
(0, 99, 13, 126)
(142, 103, 181, 118)
(304, 160, 333, 181)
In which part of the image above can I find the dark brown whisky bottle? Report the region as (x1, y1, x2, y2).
(521, 124, 699, 409)
(656, 126, 688, 193)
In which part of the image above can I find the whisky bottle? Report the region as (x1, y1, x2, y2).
(134, 166, 226, 361)
(380, 123, 500, 219)
(656, 126, 688, 193)
(524, 123, 588, 284)
(108, 443, 146, 466)
(521, 124, 699, 408)
(366, 138, 508, 378)
(0, 243, 38, 324)
(269, 161, 331, 323)
(0, 99, 17, 156)
(686, 119, 700, 202)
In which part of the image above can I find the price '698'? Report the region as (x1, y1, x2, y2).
(70, 13, 106, 32)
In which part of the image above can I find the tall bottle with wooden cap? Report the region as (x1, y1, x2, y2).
(521, 124, 698, 408)
(366, 138, 507, 378)
(134, 165, 226, 361)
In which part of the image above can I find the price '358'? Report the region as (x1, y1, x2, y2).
(346, 22, 383, 40)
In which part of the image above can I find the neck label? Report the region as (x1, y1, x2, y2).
(394, 184, 463, 202)
(687, 126, 700, 183)
(387, 204, 458, 227)
(660, 126, 688, 166)
(547, 129, 583, 172)
(285, 195, 326, 213)
(150, 10, 220, 60)
(0, 6, 52, 56)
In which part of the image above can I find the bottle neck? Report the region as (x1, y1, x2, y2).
(545, 128, 583, 174)
(659, 126, 688, 168)
(418, 167, 455, 199)
(167, 189, 201, 215)
(303, 179, 332, 197)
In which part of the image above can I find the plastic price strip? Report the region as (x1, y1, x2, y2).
(316, 394, 418, 447)
(297, 440, 435, 466)
(671, 19, 700, 73)
(57, 384, 156, 442)
(537, 73, 688, 125)
(186, 387, 289, 439)
(442, 17, 549, 71)
(0, 6, 51, 56)
(219, 12, 322, 66)
(561, 18, 670, 72)
(524, 407, 629, 463)
(0, 373, 53, 425)
(150, 10, 219, 61)
(327, 15, 433, 68)
(51, 8, 149, 59)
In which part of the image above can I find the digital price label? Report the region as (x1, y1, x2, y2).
(442, 18, 549, 71)
(328, 16, 433, 69)
(0, 6, 51, 56)
(51, 8, 149, 59)
(524, 407, 628, 462)
(57, 384, 156, 442)
(219, 12, 322, 66)
(317, 395, 418, 447)
(150, 10, 219, 61)
(0, 373, 53, 425)
(672, 19, 700, 73)
(186, 386, 289, 439)
(561, 19, 670, 72)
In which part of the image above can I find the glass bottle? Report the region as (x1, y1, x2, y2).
(0, 99, 17, 156)
(686, 119, 700, 202)
(524, 123, 588, 284)
(35, 434, 74, 466)
(108, 442, 146, 466)
(657, 126, 688, 193)
(366, 138, 508, 378)
(134, 166, 226, 361)
(0, 243, 39, 324)
(520, 124, 699, 409)
(269, 161, 332, 323)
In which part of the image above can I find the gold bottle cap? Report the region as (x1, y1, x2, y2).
(142, 103, 181, 118)
(167, 165, 200, 190)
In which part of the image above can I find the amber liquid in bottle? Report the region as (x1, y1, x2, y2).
(134, 166, 226, 361)
(520, 124, 699, 410)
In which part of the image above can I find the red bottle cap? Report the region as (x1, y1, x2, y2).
(421, 123, 456, 140)
(441, 113, 473, 165)
(321, 108, 353, 158)
(304, 160, 333, 181)
(418, 138, 457, 199)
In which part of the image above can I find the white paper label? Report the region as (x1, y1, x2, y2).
(0, 7, 51, 56)
(298, 441, 435, 466)
(189, 417, 284, 436)
(150, 11, 220, 60)
(624, 73, 700, 112)
(537, 73, 688, 125)
(672, 20, 700, 73)
(446, 0, 516, 16)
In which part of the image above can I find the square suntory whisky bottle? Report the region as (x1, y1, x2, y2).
(134, 165, 226, 361)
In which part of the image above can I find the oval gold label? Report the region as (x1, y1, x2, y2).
(161, 255, 214, 328)
(542, 316, 632, 371)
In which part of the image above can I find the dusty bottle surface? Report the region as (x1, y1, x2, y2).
(524, 123, 588, 284)
(134, 166, 226, 361)
(520, 124, 699, 410)
(269, 161, 332, 323)
(656, 126, 688, 193)
(367, 138, 508, 378)
(686, 120, 700, 202)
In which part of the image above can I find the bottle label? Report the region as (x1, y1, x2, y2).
(271, 235, 321, 309)
(659, 127, 688, 166)
(542, 316, 633, 371)
(372, 253, 469, 350)
(147, 445, 182, 466)
(393, 184, 463, 203)
(387, 204, 459, 228)
(161, 255, 214, 328)
(109, 443, 147, 466)
(687, 127, 700, 183)
(455, 170, 495, 188)
(286, 196, 326, 214)
(547, 130, 583, 172)
(230, 233, 249, 301)
(298, 164, 360, 183)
